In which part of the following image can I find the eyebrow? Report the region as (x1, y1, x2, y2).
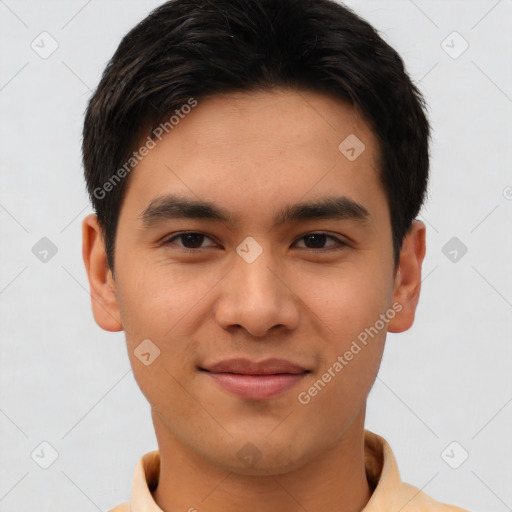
(138, 193, 371, 229)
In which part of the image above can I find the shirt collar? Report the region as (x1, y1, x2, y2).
(126, 429, 426, 511)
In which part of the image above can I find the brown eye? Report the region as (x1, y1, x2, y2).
(294, 233, 346, 250)
(163, 232, 216, 251)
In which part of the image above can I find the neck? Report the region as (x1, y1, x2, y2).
(151, 408, 372, 512)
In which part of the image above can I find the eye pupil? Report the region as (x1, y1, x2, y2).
(305, 234, 327, 248)
(182, 233, 203, 248)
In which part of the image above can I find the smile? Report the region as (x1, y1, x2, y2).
(201, 371, 309, 400)
(199, 357, 311, 400)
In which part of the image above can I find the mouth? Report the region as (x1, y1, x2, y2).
(199, 358, 311, 401)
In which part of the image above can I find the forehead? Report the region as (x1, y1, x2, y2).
(153, 88, 374, 160)
(120, 88, 387, 228)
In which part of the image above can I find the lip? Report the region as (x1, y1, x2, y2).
(200, 358, 310, 400)
(201, 357, 308, 374)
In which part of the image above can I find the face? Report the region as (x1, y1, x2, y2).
(83, 88, 425, 475)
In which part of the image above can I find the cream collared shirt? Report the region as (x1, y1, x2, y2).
(109, 429, 469, 511)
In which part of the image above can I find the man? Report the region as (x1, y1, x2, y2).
(81, 0, 469, 510)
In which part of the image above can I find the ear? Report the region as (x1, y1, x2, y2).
(82, 213, 123, 332)
(387, 220, 426, 333)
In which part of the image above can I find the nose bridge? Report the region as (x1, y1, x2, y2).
(215, 237, 299, 336)
(232, 238, 282, 306)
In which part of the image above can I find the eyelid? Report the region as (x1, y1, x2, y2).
(161, 231, 349, 251)
(161, 231, 218, 249)
(293, 231, 348, 249)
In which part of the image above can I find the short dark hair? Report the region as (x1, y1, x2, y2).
(82, 0, 431, 274)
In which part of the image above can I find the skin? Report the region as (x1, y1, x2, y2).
(82, 88, 426, 512)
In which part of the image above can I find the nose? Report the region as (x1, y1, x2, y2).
(214, 247, 300, 338)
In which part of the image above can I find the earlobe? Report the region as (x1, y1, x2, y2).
(82, 214, 123, 332)
(387, 220, 426, 333)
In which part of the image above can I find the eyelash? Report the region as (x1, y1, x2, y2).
(161, 231, 348, 254)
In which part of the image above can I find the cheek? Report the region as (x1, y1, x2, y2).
(115, 255, 204, 337)
(300, 260, 394, 340)
(298, 260, 393, 395)
(114, 261, 212, 390)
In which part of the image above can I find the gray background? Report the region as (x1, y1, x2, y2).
(1, 0, 511, 510)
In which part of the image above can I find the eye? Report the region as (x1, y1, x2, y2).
(293, 232, 347, 250)
(161, 231, 347, 253)
(162, 232, 217, 252)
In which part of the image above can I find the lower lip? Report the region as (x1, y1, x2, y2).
(202, 371, 307, 400)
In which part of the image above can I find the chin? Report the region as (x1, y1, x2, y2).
(204, 436, 311, 476)
(225, 453, 307, 477)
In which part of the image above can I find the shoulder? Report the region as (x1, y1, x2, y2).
(395, 481, 470, 511)
(363, 430, 470, 512)
(107, 502, 130, 512)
